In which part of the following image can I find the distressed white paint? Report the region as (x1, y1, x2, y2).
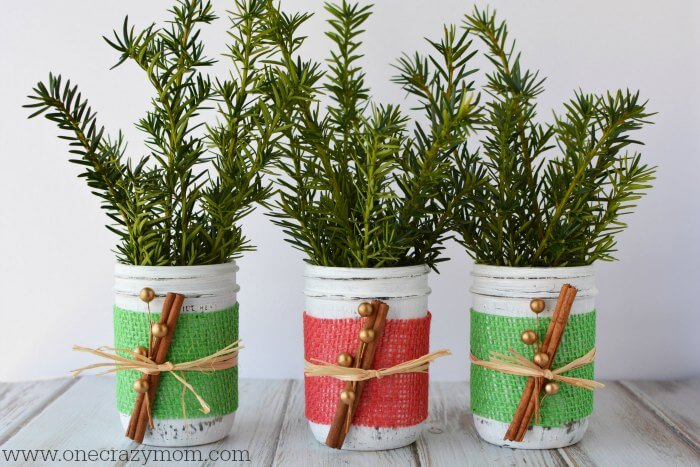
(308, 421, 422, 452)
(470, 265, 597, 318)
(114, 262, 239, 447)
(117, 413, 237, 448)
(114, 262, 239, 311)
(470, 265, 596, 449)
(473, 415, 588, 450)
(304, 265, 430, 450)
(304, 264, 430, 319)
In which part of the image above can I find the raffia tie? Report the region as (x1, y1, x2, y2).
(470, 347, 604, 423)
(305, 349, 451, 381)
(470, 348, 603, 390)
(71, 340, 242, 416)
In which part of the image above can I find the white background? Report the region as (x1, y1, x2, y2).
(1, 0, 698, 382)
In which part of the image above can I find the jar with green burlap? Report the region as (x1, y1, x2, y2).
(113, 262, 240, 447)
(470, 264, 597, 449)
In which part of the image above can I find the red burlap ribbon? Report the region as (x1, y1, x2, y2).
(303, 312, 431, 427)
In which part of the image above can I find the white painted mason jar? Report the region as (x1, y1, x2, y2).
(113, 262, 240, 447)
(303, 264, 431, 450)
(470, 264, 597, 449)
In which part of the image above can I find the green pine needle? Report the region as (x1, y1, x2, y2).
(453, 7, 656, 267)
(26, 0, 283, 266)
(264, 1, 482, 270)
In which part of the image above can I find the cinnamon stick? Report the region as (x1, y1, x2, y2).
(325, 300, 389, 449)
(504, 286, 569, 441)
(503, 286, 568, 441)
(513, 286, 577, 441)
(513, 285, 577, 441)
(504, 284, 578, 442)
(336, 300, 389, 448)
(126, 292, 175, 439)
(509, 286, 574, 441)
(131, 293, 184, 443)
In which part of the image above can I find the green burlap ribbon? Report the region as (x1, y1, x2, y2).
(113, 304, 239, 419)
(470, 309, 596, 427)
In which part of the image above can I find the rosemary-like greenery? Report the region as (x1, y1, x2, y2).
(454, 8, 656, 267)
(26, 0, 281, 265)
(264, 1, 481, 269)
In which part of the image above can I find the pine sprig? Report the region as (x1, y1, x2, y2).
(265, 1, 481, 269)
(392, 24, 481, 266)
(26, 0, 281, 265)
(454, 7, 655, 267)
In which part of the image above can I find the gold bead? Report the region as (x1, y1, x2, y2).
(340, 389, 356, 405)
(134, 346, 148, 357)
(521, 330, 538, 345)
(357, 302, 374, 317)
(337, 352, 353, 368)
(359, 328, 375, 343)
(151, 322, 168, 338)
(133, 378, 150, 394)
(544, 381, 560, 395)
(139, 287, 156, 303)
(530, 298, 546, 314)
(533, 352, 550, 368)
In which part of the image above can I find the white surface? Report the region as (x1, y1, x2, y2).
(1, 378, 699, 466)
(304, 265, 427, 450)
(0, 0, 698, 382)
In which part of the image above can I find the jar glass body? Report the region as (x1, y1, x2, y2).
(304, 264, 431, 450)
(470, 264, 597, 449)
(114, 262, 239, 447)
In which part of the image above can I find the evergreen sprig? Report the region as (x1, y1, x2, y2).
(454, 8, 656, 267)
(264, 1, 482, 269)
(26, 0, 282, 265)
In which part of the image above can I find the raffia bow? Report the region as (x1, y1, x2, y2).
(305, 349, 451, 381)
(471, 347, 603, 423)
(71, 340, 243, 415)
(469, 347, 604, 391)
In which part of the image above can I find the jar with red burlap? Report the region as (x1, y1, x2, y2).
(303, 264, 431, 450)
